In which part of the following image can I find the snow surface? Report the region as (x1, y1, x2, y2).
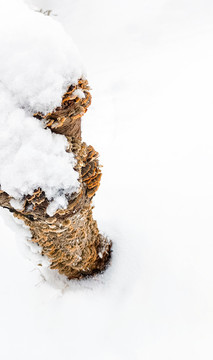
(0, 0, 83, 212)
(1, 0, 213, 359)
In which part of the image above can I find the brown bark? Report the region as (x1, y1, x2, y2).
(0, 79, 111, 279)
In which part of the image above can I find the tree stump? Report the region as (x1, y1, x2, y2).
(0, 79, 111, 279)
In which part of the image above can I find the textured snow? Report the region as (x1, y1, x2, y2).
(0, 0, 83, 211)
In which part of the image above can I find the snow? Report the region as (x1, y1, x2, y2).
(1, 0, 213, 359)
(46, 194, 68, 216)
(72, 89, 85, 99)
(0, 0, 83, 211)
(0, 0, 84, 113)
(0, 84, 79, 207)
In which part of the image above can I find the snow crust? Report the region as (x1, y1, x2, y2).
(0, 0, 84, 212)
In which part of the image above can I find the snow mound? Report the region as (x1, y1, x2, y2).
(0, 85, 80, 208)
(0, 0, 85, 113)
(0, 0, 84, 213)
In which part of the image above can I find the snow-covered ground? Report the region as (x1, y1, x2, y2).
(1, 0, 213, 359)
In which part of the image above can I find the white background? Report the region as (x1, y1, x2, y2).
(1, 0, 213, 359)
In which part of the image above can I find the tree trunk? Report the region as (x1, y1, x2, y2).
(0, 79, 111, 279)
